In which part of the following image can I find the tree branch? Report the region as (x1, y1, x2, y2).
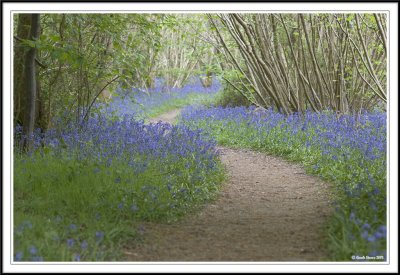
(81, 75, 120, 124)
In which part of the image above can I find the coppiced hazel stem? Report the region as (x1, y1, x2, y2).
(209, 12, 386, 114)
(354, 14, 386, 101)
(373, 13, 387, 54)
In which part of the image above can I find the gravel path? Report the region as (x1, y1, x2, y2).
(124, 109, 333, 261)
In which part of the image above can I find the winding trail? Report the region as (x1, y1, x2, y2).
(124, 109, 333, 261)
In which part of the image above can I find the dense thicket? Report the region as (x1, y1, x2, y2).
(208, 13, 387, 114)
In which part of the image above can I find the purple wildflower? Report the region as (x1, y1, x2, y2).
(67, 238, 75, 248)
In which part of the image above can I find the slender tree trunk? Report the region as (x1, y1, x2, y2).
(14, 14, 31, 126)
(22, 14, 40, 151)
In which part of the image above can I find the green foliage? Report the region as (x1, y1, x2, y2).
(145, 93, 220, 120)
(14, 149, 225, 261)
(212, 83, 251, 108)
(22, 13, 171, 127)
(156, 14, 217, 88)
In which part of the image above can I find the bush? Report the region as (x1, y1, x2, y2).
(212, 84, 250, 108)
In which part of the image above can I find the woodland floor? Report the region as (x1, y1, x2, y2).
(123, 109, 333, 261)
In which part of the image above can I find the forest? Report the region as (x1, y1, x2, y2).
(13, 13, 387, 263)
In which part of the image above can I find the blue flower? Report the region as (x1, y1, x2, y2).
(367, 235, 376, 242)
(67, 238, 75, 248)
(361, 231, 369, 239)
(69, 224, 77, 232)
(95, 231, 104, 242)
(372, 187, 380, 195)
(14, 252, 23, 261)
(23, 220, 33, 229)
(361, 223, 371, 231)
(81, 240, 88, 250)
(378, 225, 386, 233)
(29, 246, 37, 255)
(131, 204, 138, 212)
(31, 256, 43, 261)
(167, 183, 173, 191)
(369, 202, 378, 211)
(374, 231, 384, 239)
(377, 225, 387, 238)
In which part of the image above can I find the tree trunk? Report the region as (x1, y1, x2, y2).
(14, 14, 31, 126)
(22, 14, 40, 151)
(200, 71, 213, 88)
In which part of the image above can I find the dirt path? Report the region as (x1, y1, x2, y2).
(148, 109, 182, 124)
(124, 109, 332, 261)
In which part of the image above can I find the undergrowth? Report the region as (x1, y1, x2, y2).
(13, 116, 225, 261)
(179, 105, 387, 261)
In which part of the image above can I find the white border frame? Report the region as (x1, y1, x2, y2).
(2, 2, 398, 273)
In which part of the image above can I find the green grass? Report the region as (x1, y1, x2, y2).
(14, 151, 225, 261)
(144, 93, 218, 120)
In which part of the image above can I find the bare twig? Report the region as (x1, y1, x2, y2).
(81, 75, 120, 124)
